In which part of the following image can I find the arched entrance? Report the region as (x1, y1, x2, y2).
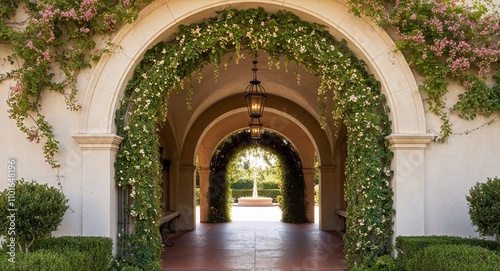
(73, 0, 434, 268)
(207, 130, 308, 223)
(183, 92, 332, 227)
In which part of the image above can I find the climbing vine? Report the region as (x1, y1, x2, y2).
(348, 0, 500, 141)
(114, 8, 392, 268)
(0, 0, 152, 168)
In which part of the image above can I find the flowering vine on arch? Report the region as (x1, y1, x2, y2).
(114, 8, 393, 269)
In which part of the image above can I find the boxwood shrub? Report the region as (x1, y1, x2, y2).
(31, 236, 113, 271)
(0, 249, 71, 271)
(396, 235, 500, 268)
(407, 244, 500, 271)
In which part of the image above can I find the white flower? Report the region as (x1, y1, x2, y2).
(299, 45, 306, 53)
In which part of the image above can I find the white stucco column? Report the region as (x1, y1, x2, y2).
(177, 165, 196, 230)
(198, 167, 210, 223)
(72, 134, 123, 250)
(319, 165, 336, 230)
(388, 134, 434, 238)
(303, 168, 316, 223)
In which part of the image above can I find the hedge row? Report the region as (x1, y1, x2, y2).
(231, 189, 281, 203)
(0, 236, 112, 271)
(396, 235, 500, 267)
(406, 244, 500, 271)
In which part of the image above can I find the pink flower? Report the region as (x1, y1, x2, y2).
(61, 8, 78, 20)
(79, 0, 98, 21)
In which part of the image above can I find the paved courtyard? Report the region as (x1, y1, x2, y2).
(163, 206, 346, 270)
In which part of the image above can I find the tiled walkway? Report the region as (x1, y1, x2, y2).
(162, 206, 347, 270)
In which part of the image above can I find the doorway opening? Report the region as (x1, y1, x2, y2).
(206, 130, 308, 224)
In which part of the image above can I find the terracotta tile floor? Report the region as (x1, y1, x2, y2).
(162, 207, 347, 270)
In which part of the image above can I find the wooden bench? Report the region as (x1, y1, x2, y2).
(159, 211, 181, 247)
(336, 209, 346, 233)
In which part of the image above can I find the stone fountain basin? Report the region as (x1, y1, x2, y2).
(237, 197, 273, 206)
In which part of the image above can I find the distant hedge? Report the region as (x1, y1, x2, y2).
(407, 244, 500, 271)
(232, 189, 281, 203)
(396, 235, 500, 268)
(231, 179, 253, 189)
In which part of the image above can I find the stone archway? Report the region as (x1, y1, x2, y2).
(76, 0, 431, 242)
(73, 0, 434, 267)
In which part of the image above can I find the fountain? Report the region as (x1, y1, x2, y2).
(237, 166, 273, 206)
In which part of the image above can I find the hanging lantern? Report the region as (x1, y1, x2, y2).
(244, 54, 267, 118)
(249, 118, 263, 139)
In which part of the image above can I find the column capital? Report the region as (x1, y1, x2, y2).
(386, 134, 434, 150)
(197, 167, 211, 173)
(72, 133, 123, 151)
(179, 165, 196, 171)
(318, 165, 336, 172)
(302, 168, 316, 174)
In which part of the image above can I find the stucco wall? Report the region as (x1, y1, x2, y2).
(423, 83, 500, 237)
(0, 57, 84, 236)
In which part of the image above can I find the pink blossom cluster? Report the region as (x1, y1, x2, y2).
(104, 13, 118, 33)
(393, 0, 500, 83)
(79, 0, 98, 21)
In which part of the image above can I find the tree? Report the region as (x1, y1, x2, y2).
(466, 177, 500, 242)
(0, 179, 69, 252)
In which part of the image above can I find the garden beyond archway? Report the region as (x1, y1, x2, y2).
(114, 8, 393, 270)
(208, 130, 308, 224)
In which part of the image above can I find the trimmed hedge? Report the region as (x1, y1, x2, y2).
(0, 249, 72, 271)
(31, 236, 113, 271)
(407, 244, 500, 271)
(232, 189, 281, 203)
(396, 235, 500, 268)
(258, 181, 279, 189)
(231, 179, 253, 189)
(0, 236, 112, 271)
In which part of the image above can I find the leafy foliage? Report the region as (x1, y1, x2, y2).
(395, 235, 500, 267)
(0, 249, 72, 271)
(407, 244, 500, 271)
(0, 179, 69, 253)
(31, 236, 113, 271)
(349, 254, 403, 271)
(466, 177, 500, 241)
(0, 0, 153, 169)
(348, 0, 500, 141)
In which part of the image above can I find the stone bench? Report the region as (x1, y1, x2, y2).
(159, 211, 181, 247)
(336, 209, 346, 233)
